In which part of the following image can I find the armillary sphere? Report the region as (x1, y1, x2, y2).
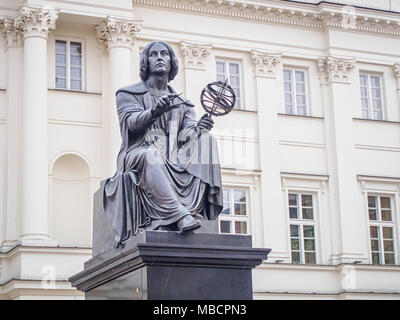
(200, 79, 236, 117)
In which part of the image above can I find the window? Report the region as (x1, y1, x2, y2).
(219, 188, 249, 235)
(55, 40, 83, 90)
(283, 68, 307, 115)
(288, 193, 318, 264)
(359, 73, 383, 120)
(367, 195, 396, 265)
(216, 61, 242, 109)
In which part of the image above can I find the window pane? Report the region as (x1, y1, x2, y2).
(296, 83, 305, 94)
(217, 74, 225, 82)
(216, 62, 225, 74)
(359, 74, 367, 86)
(302, 208, 313, 220)
(362, 109, 369, 118)
(55, 40, 66, 53)
(291, 238, 300, 250)
(230, 76, 239, 86)
(301, 195, 313, 207)
(370, 76, 380, 88)
(381, 210, 392, 222)
(368, 196, 376, 208)
(56, 66, 66, 77)
(370, 239, 379, 251)
(71, 67, 81, 79)
(289, 194, 297, 206)
(56, 78, 66, 89)
(384, 253, 395, 265)
(234, 221, 247, 234)
(70, 42, 82, 55)
(284, 69, 291, 81)
(223, 189, 230, 202)
(304, 239, 315, 251)
(70, 55, 81, 66)
(234, 203, 246, 216)
(371, 88, 381, 99)
(220, 220, 231, 233)
(296, 95, 305, 106)
(304, 252, 316, 264)
(221, 203, 230, 215)
(295, 71, 304, 82)
(373, 110, 383, 120)
(285, 104, 293, 114)
(290, 224, 299, 237)
(360, 87, 368, 97)
(234, 190, 246, 202)
(368, 209, 377, 221)
(382, 227, 393, 239)
(297, 106, 306, 116)
(284, 83, 291, 93)
(289, 207, 298, 219)
(56, 54, 66, 64)
(384, 240, 394, 252)
(372, 252, 380, 264)
(71, 80, 81, 90)
(229, 63, 239, 75)
(303, 225, 314, 238)
(291, 251, 300, 264)
(380, 197, 391, 209)
(370, 226, 379, 238)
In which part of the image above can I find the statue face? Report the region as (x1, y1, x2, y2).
(148, 42, 171, 76)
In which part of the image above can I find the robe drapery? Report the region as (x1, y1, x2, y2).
(102, 81, 223, 247)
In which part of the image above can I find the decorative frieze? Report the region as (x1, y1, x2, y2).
(96, 17, 142, 50)
(318, 56, 356, 84)
(180, 41, 211, 70)
(251, 50, 281, 79)
(133, 0, 400, 37)
(1, 18, 22, 49)
(14, 6, 58, 39)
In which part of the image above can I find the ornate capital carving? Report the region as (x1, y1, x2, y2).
(1, 18, 22, 49)
(251, 50, 281, 78)
(180, 41, 211, 70)
(96, 17, 142, 50)
(393, 63, 400, 79)
(318, 56, 356, 84)
(14, 6, 58, 39)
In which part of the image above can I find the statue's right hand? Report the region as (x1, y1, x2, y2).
(151, 94, 176, 117)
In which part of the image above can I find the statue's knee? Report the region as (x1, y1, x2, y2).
(145, 148, 163, 165)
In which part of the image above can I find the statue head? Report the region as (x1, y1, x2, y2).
(140, 41, 179, 82)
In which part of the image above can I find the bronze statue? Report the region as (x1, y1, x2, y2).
(102, 41, 224, 247)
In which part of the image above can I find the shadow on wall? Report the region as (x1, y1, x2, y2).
(50, 153, 91, 247)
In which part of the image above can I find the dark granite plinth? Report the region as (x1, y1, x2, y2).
(69, 230, 270, 300)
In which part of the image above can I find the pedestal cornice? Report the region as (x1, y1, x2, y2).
(318, 56, 356, 85)
(96, 17, 142, 50)
(13, 6, 58, 40)
(251, 50, 281, 79)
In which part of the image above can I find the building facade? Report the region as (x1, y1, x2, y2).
(0, 0, 400, 299)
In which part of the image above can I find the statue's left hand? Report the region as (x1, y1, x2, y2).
(197, 114, 214, 131)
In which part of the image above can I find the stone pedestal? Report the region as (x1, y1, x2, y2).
(69, 230, 270, 300)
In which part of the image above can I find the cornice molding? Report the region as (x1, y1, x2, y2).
(133, 0, 400, 37)
(318, 56, 356, 84)
(180, 40, 212, 70)
(251, 50, 281, 78)
(14, 6, 58, 40)
(96, 17, 142, 50)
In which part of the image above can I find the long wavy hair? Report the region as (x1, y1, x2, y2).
(139, 41, 179, 82)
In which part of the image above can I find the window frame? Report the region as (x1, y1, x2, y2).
(359, 72, 385, 120)
(287, 191, 320, 264)
(283, 67, 309, 116)
(54, 38, 85, 92)
(215, 59, 244, 110)
(218, 187, 250, 235)
(366, 194, 398, 265)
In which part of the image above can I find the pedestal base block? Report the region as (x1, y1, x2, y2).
(70, 230, 270, 300)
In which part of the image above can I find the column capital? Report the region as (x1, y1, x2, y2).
(251, 50, 281, 79)
(318, 56, 356, 84)
(1, 18, 22, 50)
(14, 6, 58, 39)
(180, 41, 211, 70)
(96, 17, 142, 50)
(393, 63, 400, 79)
